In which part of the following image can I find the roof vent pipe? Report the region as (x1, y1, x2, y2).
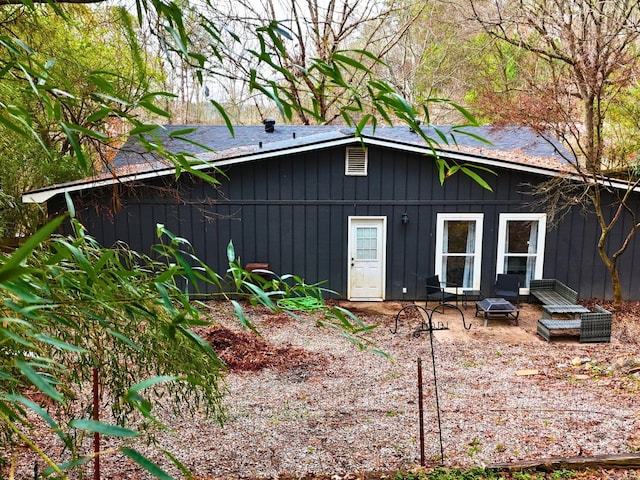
(263, 118, 276, 133)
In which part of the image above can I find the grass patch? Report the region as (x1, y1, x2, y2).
(394, 467, 578, 480)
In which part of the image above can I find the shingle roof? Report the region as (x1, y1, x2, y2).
(22, 123, 576, 204)
(111, 124, 568, 169)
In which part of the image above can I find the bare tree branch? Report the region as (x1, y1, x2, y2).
(466, 0, 640, 305)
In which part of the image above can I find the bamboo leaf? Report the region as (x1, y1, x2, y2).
(461, 166, 494, 191)
(106, 328, 141, 350)
(332, 53, 371, 73)
(69, 419, 139, 438)
(128, 376, 178, 394)
(226, 240, 235, 263)
(121, 448, 174, 480)
(33, 334, 87, 353)
(209, 99, 234, 135)
(15, 360, 63, 403)
(60, 123, 86, 170)
(0, 216, 65, 282)
(129, 124, 159, 135)
(43, 457, 91, 475)
(230, 299, 257, 333)
(162, 449, 194, 478)
(6, 394, 73, 449)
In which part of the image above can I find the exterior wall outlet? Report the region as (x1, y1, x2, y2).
(402, 287, 407, 294)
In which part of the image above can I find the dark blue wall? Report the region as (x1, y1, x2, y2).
(51, 144, 640, 301)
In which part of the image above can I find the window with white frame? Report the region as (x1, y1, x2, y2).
(435, 213, 484, 291)
(496, 213, 547, 291)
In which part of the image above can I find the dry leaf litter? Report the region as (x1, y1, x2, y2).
(7, 300, 640, 479)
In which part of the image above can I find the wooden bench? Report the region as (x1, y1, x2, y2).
(537, 305, 612, 343)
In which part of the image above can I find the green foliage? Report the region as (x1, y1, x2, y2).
(463, 33, 530, 121)
(0, 216, 228, 474)
(467, 437, 482, 457)
(243, 21, 492, 189)
(603, 81, 640, 172)
(223, 240, 386, 356)
(0, 0, 490, 476)
(394, 467, 577, 480)
(395, 467, 502, 479)
(0, 4, 164, 237)
(1, 215, 380, 476)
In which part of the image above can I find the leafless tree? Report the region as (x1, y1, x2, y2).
(377, 0, 491, 123)
(466, 0, 640, 306)
(201, 0, 424, 124)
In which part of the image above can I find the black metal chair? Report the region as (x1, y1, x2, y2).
(426, 275, 459, 311)
(494, 274, 520, 306)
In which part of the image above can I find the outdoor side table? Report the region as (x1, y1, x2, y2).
(475, 297, 519, 327)
(462, 290, 482, 308)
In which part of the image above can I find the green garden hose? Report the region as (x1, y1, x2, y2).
(276, 296, 324, 312)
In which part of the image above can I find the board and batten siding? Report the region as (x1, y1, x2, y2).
(51, 144, 640, 301)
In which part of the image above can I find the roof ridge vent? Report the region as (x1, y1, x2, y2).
(263, 118, 276, 133)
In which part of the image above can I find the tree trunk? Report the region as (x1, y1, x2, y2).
(597, 242, 623, 308)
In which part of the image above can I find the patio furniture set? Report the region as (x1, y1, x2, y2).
(425, 275, 612, 343)
(427, 273, 521, 327)
(531, 279, 612, 343)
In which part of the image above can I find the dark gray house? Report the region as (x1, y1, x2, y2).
(22, 124, 640, 301)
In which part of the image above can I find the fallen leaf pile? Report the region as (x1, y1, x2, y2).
(199, 324, 327, 372)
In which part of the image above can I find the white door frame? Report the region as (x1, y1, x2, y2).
(347, 216, 387, 301)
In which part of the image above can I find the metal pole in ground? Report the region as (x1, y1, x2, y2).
(417, 357, 425, 466)
(427, 322, 445, 464)
(397, 305, 449, 466)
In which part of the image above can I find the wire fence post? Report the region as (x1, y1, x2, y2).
(417, 357, 425, 466)
(395, 304, 456, 466)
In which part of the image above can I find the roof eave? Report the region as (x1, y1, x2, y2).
(22, 134, 639, 204)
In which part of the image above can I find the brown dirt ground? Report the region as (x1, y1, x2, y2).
(335, 300, 560, 344)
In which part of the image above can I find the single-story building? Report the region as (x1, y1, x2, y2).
(22, 123, 640, 301)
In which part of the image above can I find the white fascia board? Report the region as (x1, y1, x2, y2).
(364, 137, 640, 192)
(361, 137, 565, 177)
(21, 167, 176, 204)
(21, 135, 640, 204)
(203, 137, 358, 168)
(21, 137, 359, 204)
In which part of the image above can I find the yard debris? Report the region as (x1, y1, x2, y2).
(571, 356, 592, 366)
(515, 369, 539, 376)
(6, 299, 640, 479)
(608, 356, 640, 375)
(197, 323, 327, 372)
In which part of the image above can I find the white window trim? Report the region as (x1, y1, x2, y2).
(435, 213, 484, 292)
(496, 213, 547, 293)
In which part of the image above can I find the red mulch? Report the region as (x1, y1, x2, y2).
(199, 324, 327, 372)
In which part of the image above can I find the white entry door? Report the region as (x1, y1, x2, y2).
(347, 217, 386, 301)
